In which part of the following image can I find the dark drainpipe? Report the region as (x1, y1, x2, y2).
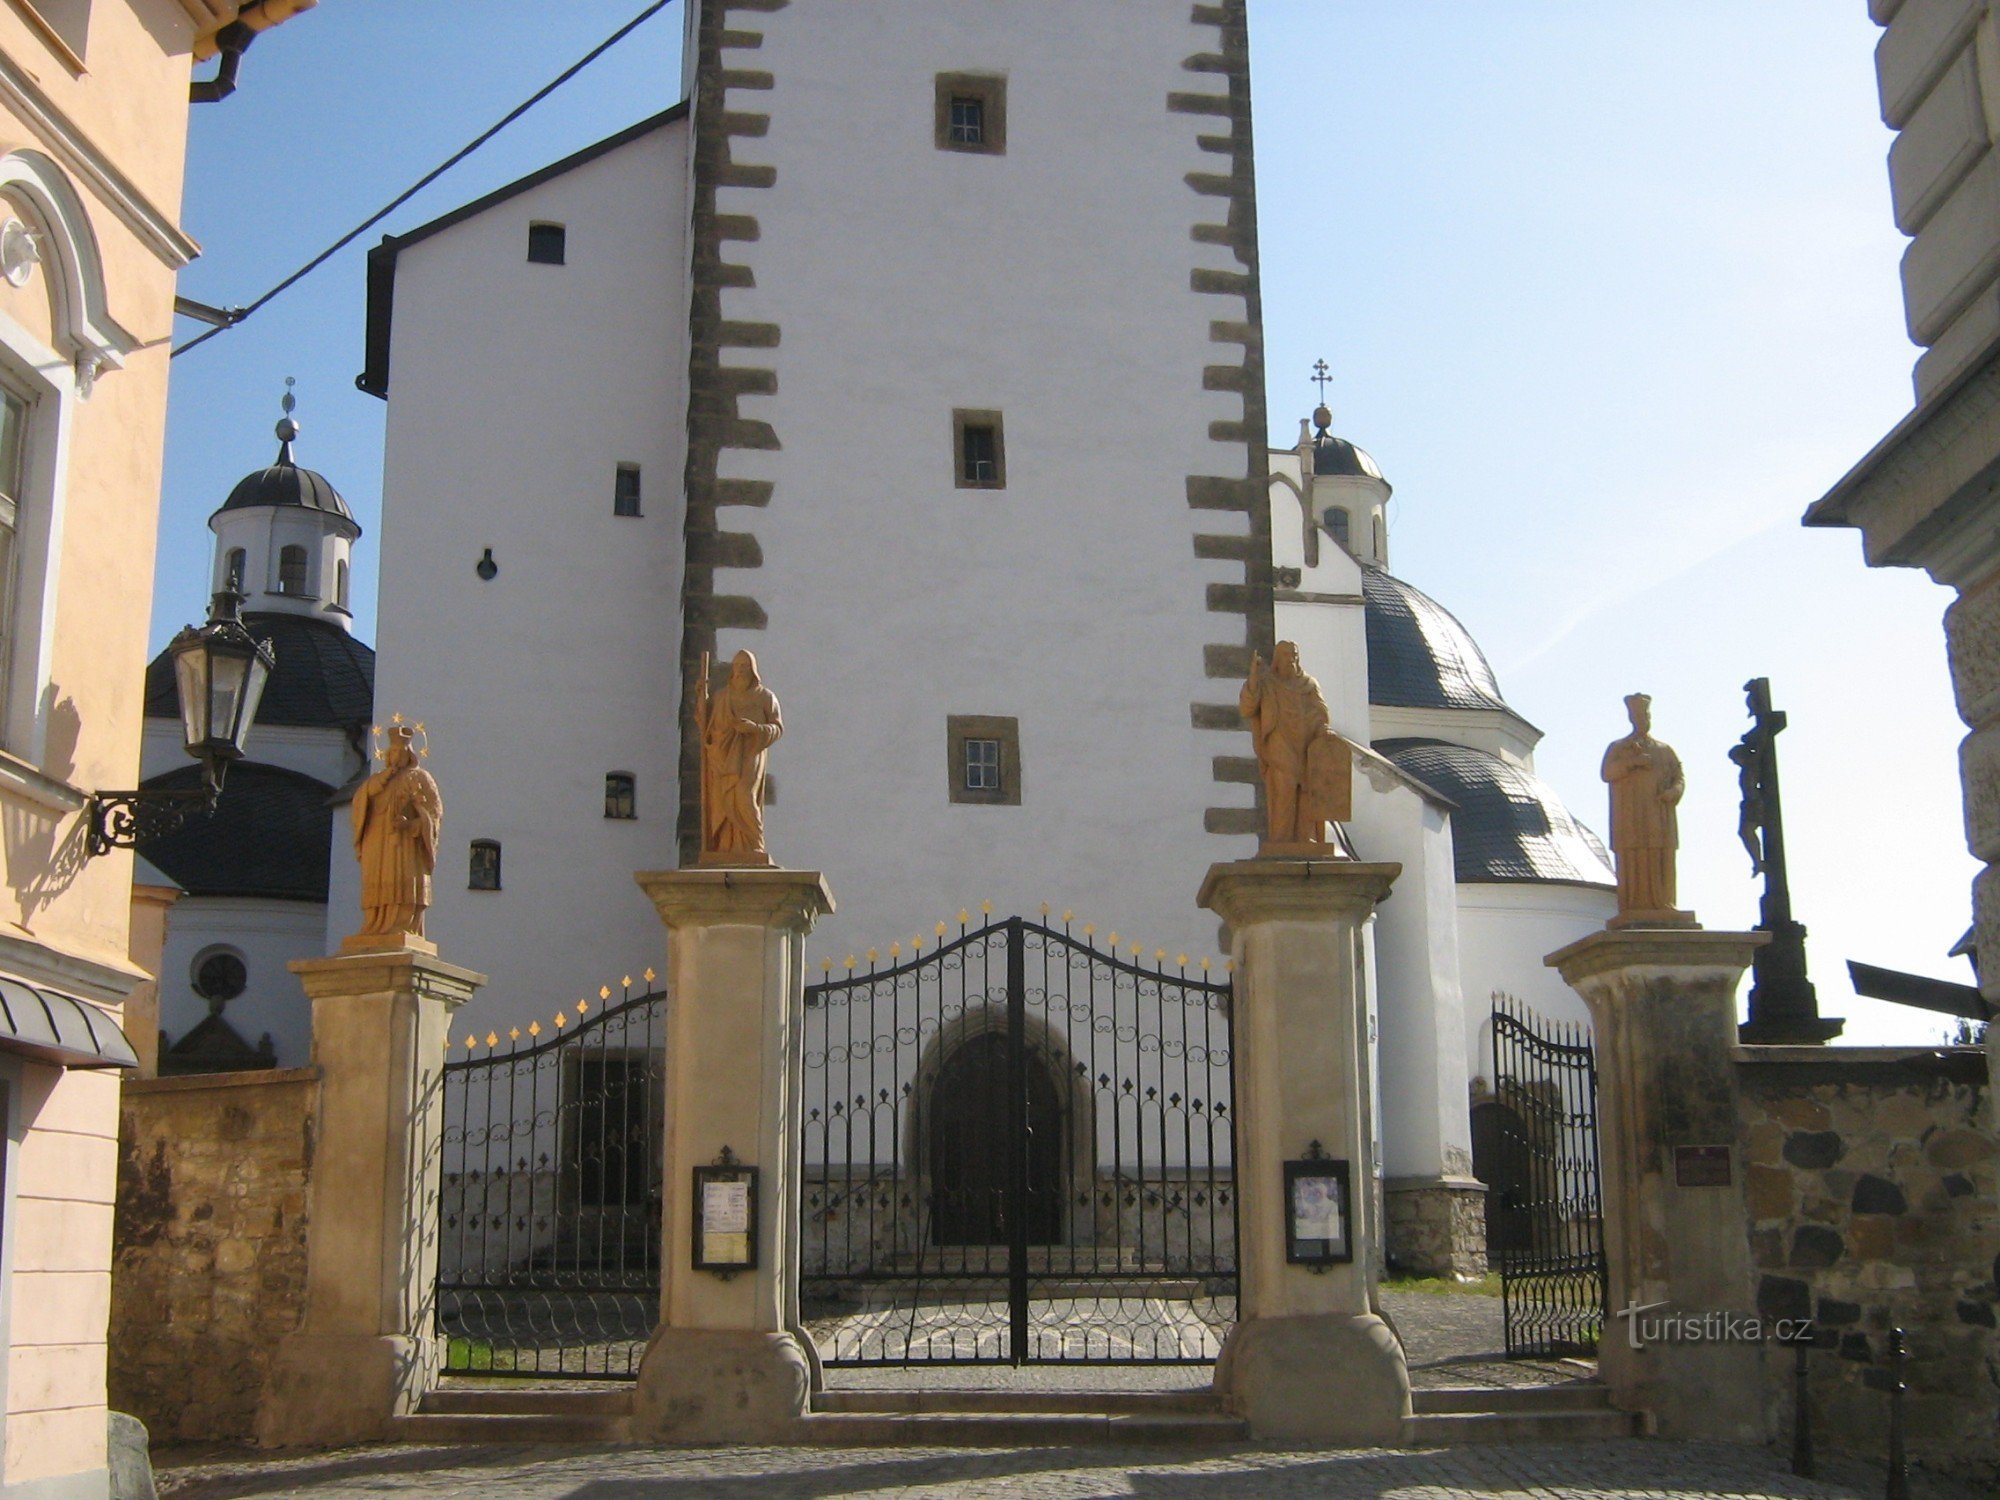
(190, 21, 256, 104)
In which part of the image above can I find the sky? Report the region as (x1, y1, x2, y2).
(154, 2, 1977, 1045)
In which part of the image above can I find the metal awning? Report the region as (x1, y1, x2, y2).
(0, 978, 138, 1069)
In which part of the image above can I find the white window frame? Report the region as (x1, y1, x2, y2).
(0, 154, 136, 770)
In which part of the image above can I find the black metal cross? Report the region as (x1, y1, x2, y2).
(1312, 359, 1332, 403)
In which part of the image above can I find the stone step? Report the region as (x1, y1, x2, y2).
(393, 1411, 629, 1444)
(814, 1388, 1220, 1416)
(1400, 1408, 1644, 1445)
(797, 1410, 1249, 1446)
(421, 1387, 634, 1417)
(1411, 1382, 1614, 1415)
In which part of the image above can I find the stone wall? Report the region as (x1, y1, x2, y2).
(1384, 1176, 1487, 1280)
(108, 1068, 319, 1442)
(1738, 1046, 1997, 1482)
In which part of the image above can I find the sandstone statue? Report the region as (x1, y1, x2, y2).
(698, 649, 783, 866)
(1239, 641, 1352, 853)
(349, 722, 442, 947)
(1601, 692, 1689, 926)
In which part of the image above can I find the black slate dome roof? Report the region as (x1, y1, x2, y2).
(136, 762, 335, 902)
(1377, 738, 1613, 887)
(1313, 435, 1386, 483)
(211, 427, 357, 526)
(144, 612, 374, 730)
(1363, 566, 1512, 714)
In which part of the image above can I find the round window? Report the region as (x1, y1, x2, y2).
(192, 949, 247, 1003)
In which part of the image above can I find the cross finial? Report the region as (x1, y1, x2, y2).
(1311, 359, 1332, 403)
(281, 375, 297, 417)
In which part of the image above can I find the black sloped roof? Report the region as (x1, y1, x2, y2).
(144, 612, 374, 731)
(1377, 738, 1613, 888)
(137, 762, 336, 902)
(1313, 435, 1387, 483)
(1362, 566, 1513, 714)
(213, 448, 355, 523)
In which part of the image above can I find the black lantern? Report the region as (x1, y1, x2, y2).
(169, 590, 274, 775)
(86, 590, 275, 856)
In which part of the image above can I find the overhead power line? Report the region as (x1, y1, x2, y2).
(173, 0, 675, 358)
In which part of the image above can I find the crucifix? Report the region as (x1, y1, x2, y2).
(1311, 358, 1333, 405)
(1732, 676, 1842, 1043)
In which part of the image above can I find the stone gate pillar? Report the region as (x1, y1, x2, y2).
(1547, 927, 1767, 1441)
(630, 867, 833, 1443)
(1199, 857, 1410, 1444)
(258, 947, 484, 1447)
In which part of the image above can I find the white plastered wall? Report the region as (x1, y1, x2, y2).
(371, 125, 690, 1031)
(710, 1, 1254, 967)
(1345, 763, 1474, 1181)
(1458, 881, 1615, 1090)
(155, 896, 324, 1067)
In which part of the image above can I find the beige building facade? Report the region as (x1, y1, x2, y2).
(0, 3, 310, 1494)
(1809, 1, 2000, 1039)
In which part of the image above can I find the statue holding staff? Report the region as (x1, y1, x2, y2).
(1239, 640, 1352, 853)
(698, 649, 783, 866)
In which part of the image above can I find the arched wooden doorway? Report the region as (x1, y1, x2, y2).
(928, 1030, 1062, 1246)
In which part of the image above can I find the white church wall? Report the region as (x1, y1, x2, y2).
(1370, 703, 1541, 768)
(142, 720, 354, 791)
(156, 896, 324, 1068)
(1276, 574, 1369, 746)
(324, 788, 359, 956)
(1456, 881, 1614, 1090)
(370, 124, 691, 1030)
(1344, 770, 1474, 1181)
(705, 1, 1261, 966)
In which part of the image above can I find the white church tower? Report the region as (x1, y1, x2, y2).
(207, 382, 361, 630)
(670, 0, 1271, 959)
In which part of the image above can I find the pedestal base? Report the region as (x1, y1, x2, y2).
(1215, 1313, 1411, 1444)
(256, 1332, 424, 1448)
(1606, 909, 1698, 931)
(337, 932, 438, 957)
(1738, 1016, 1845, 1045)
(630, 1327, 811, 1443)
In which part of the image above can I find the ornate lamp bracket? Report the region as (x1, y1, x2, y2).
(85, 770, 221, 858)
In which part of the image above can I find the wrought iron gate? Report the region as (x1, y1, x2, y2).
(1484, 994, 1607, 1358)
(800, 914, 1237, 1366)
(435, 976, 667, 1378)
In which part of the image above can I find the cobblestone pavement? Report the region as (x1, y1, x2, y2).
(154, 1440, 1988, 1499)
(820, 1288, 1571, 1392)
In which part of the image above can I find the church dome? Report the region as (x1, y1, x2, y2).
(213, 450, 353, 524)
(143, 611, 374, 731)
(136, 762, 336, 902)
(1363, 566, 1510, 713)
(209, 418, 357, 528)
(1377, 738, 1613, 887)
(1313, 434, 1385, 483)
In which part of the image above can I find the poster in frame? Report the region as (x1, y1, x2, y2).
(1284, 1156, 1353, 1265)
(692, 1161, 759, 1272)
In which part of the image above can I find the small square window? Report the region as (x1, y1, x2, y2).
(527, 222, 567, 265)
(469, 839, 502, 891)
(946, 715, 1020, 806)
(605, 772, 636, 820)
(953, 409, 1006, 489)
(614, 464, 642, 517)
(948, 96, 984, 146)
(964, 738, 1001, 792)
(935, 73, 1006, 155)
